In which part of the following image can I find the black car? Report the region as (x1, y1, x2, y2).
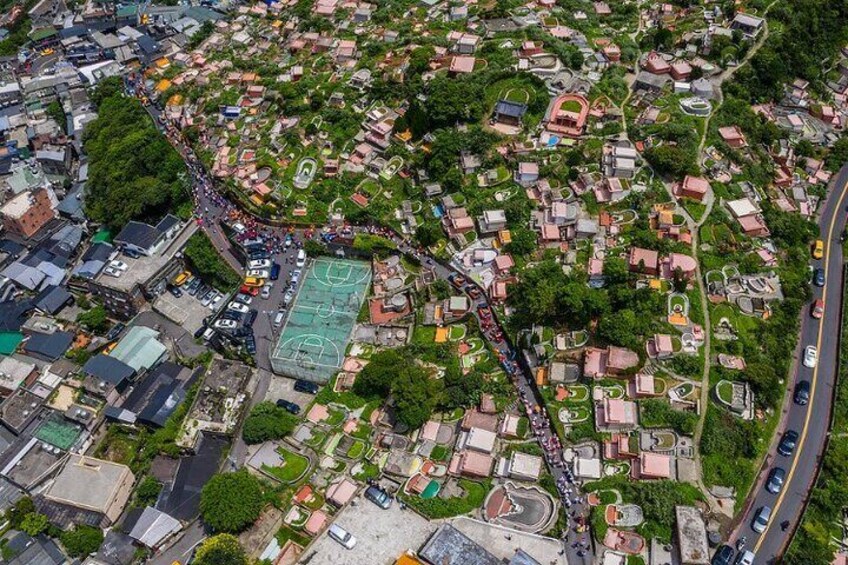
(106, 323, 126, 341)
(364, 485, 392, 509)
(294, 379, 319, 394)
(794, 380, 810, 405)
(243, 309, 258, 327)
(168, 285, 182, 298)
(778, 429, 799, 456)
(813, 267, 826, 287)
(766, 467, 786, 494)
(276, 399, 301, 414)
(221, 311, 243, 321)
(193, 324, 207, 339)
(245, 335, 256, 355)
(711, 544, 734, 565)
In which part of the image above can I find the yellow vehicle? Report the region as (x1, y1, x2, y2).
(40, 48, 54, 56)
(243, 277, 265, 288)
(173, 271, 191, 286)
(813, 239, 824, 260)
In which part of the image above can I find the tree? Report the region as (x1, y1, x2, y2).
(19, 513, 49, 536)
(60, 526, 104, 558)
(193, 534, 249, 565)
(415, 223, 442, 247)
(597, 309, 640, 350)
(353, 349, 404, 399)
(6, 497, 35, 529)
(83, 95, 189, 231)
(135, 476, 162, 507)
(91, 76, 125, 107)
(504, 228, 537, 256)
(184, 232, 241, 291)
(241, 402, 298, 444)
(77, 305, 109, 334)
(424, 76, 485, 128)
(392, 363, 442, 430)
(200, 471, 264, 533)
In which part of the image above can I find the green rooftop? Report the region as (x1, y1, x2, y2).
(0, 332, 23, 356)
(35, 416, 83, 451)
(92, 229, 112, 243)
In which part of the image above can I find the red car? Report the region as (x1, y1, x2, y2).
(239, 285, 261, 296)
(811, 299, 824, 319)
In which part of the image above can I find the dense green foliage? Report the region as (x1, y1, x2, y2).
(729, 0, 848, 101)
(77, 305, 110, 334)
(354, 349, 441, 429)
(241, 402, 298, 444)
(193, 534, 249, 565)
(639, 398, 698, 435)
(184, 232, 241, 291)
(200, 471, 265, 533)
(84, 88, 189, 231)
(60, 526, 104, 558)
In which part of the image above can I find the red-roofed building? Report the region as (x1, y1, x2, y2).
(596, 398, 638, 431)
(644, 52, 671, 74)
(450, 450, 493, 478)
(669, 61, 692, 80)
(718, 125, 747, 148)
(449, 56, 475, 75)
(632, 452, 672, 479)
(628, 247, 659, 275)
(676, 175, 709, 202)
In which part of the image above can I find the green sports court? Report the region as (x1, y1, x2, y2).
(269, 257, 371, 382)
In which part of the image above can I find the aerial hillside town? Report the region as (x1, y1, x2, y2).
(0, 0, 841, 564)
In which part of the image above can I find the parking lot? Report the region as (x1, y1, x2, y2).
(263, 374, 315, 408)
(303, 496, 437, 565)
(153, 288, 217, 334)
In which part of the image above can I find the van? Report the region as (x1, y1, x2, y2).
(364, 486, 392, 509)
(328, 524, 357, 549)
(202, 327, 215, 341)
(296, 250, 306, 268)
(273, 311, 285, 328)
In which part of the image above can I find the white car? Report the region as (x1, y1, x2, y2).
(261, 286, 271, 299)
(291, 269, 302, 284)
(228, 301, 249, 313)
(109, 260, 129, 271)
(248, 259, 271, 269)
(208, 294, 223, 310)
(201, 291, 216, 307)
(803, 345, 818, 368)
(213, 319, 237, 330)
(247, 269, 270, 279)
(103, 266, 122, 278)
(283, 290, 294, 305)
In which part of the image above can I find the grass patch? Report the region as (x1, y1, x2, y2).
(401, 479, 489, 519)
(262, 447, 309, 483)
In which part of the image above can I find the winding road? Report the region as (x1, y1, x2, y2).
(729, 165, 848, 563)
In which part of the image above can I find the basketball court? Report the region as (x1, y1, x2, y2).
(270, 257, 371, 382)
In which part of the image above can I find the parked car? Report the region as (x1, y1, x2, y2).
(276, 399, 301, 414)
(103, 266, 122, 277)
(291, 269, 302, 284)
(273, 311, 285, 328)
(245, 335, 256, 355)
(711, 544, 734, 565)
(109, 260, 129, 271)
(201, 290, 216, 306)
(243, 277, 265, 288)
(327, 524, 356, 550)
(811, 299, 824, 319)
(261, 286, 271, 299)
(794, 380, 810, 405)
(296, 249, 306, 268)
(235, 293, 253, 305)
(751, 505, 771, 533)
(270, 263, 281, 281)
(168, 285, 182, 298)
(803, 345, 818, 368)
(213, 319, 237, 330)
(734, 551, 755, 565)
(106, 323, 125, 341)
(173, 271, 191, 285)
(765, 467, 786, 494)
(209, 294, 223, 311)
(294, 379, 319, 394)
(813, 267, 825, 287)
(240, 284, 261, 296)
(248, 259, 271, 269)
(812, 239, 824, 259)
(283, 291, 294, 305)
(243, 309, 257, 327)
(247, 269, 270, 279)
(188, 278, 202, 295)
(364, 486, 392, 509)
(778, 429, 799, 456)
(228, 301, 249, 313)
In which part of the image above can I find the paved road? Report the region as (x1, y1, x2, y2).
(138, 85, 593, 563)
(729, 165, 848, 563)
